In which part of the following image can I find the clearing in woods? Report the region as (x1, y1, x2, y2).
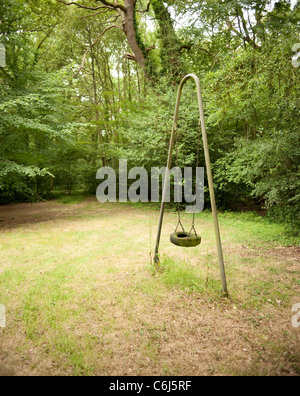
(0, 198, 299, 376)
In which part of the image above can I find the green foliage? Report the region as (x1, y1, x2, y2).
(133, 6, 147, 58)
(150, 0, 187, 80)
(0, 160, 53, 203)
(118, 80, 206, 166)
(214, 130, 300, 233)
(0, 57, 83, 201)
(201, 27, 299, 231)
(0, 0, 90, 202)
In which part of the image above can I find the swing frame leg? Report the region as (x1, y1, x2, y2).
(153, 74, 228, 297)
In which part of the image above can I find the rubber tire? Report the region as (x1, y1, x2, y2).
(170, 231, 201, 247)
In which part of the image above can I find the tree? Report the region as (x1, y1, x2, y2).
(54, 0, 188, 81)
(55, 0, 147, 72)
(0, 0, 86, 201)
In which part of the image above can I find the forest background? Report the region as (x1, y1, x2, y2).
(0, 0, 299, 234)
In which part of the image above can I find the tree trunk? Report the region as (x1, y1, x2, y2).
(91, 48, 106, 167)
(150, 0, 186, 81)
(120, 0, 146, 72)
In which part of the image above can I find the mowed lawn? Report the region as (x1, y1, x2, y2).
(0, 198, 299, 376)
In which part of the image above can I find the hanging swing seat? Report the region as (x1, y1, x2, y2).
(170, 231, 201, 248)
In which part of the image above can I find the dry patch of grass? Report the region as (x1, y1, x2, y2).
(0, 198, 299, 376)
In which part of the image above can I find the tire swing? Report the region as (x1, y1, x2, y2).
(153, 74, 228, 296)
(170, 123, 201, 248)
(170, 230, 201, 247)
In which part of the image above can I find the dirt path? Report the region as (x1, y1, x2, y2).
(0, 198, 98, 230)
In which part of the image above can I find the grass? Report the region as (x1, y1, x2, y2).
(56, 195, 85, 205)
(158, 255, 222, 295)
(0, 198, 299, 376)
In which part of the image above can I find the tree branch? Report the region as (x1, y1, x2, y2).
(95, 0, 127, 12)
(145, 45, 156, 52)
(123, 52, 137, 62)
(137, 2, 150, 13)
(73, 24, 123, 77)
(226, 19, 261, 49)
(79, 9, 113, 19)
(102, 15, 121, 25)
(55, 0, 128, 13)
(34, 28, 56, 65)
(55, 0, 109, 11)
(179, 43, 216, 58)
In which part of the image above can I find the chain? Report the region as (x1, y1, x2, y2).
(174, 120, 201, 237)
(188, 119, 201, 236)
(175, 126, 185, 233)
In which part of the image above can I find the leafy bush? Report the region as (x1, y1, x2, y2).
(214, 130, 300, 233)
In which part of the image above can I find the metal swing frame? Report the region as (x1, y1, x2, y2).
(153, 74, 228, 296)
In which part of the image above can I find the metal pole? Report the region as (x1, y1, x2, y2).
(153, 74, 228, 295)
(153, 77, 185, 265)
